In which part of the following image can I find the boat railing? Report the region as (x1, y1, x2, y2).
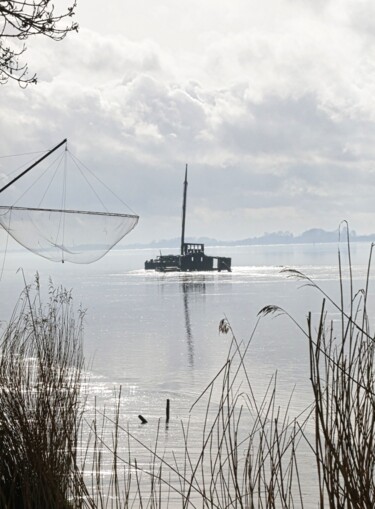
(182, 243, 205, 254)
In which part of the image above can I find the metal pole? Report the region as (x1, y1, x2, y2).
(166, 398, 170, 423)
(180, 164, 188, 255)
(0, 139, 67, 194)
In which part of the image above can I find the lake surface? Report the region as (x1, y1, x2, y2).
(0, 241, 373, 505)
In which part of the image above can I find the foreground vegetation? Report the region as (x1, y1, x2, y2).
(1, 237, 374, 507)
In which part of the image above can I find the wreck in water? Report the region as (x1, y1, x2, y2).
(144, 166, 232, 272)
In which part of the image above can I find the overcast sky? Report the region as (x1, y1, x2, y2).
(1, 0, 375, 244)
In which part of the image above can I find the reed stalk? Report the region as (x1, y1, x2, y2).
(0, 274, 87, 508)
(2, 231, 375, 508)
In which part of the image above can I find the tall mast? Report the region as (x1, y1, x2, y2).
(181, 164, 188, 255)
(0, 139, 67, 194)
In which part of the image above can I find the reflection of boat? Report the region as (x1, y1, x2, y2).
(145, 166, 232, 272)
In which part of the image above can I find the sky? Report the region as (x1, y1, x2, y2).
(1, 0, 375, 245)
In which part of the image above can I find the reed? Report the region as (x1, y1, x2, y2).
(259, 228, 375, 507)
(2, 231, 375, 507)
(89, 232, 375, 507)
(0, 273, 87, 508)
(83, 317, 309, 508)
(307, 242, 375, 507)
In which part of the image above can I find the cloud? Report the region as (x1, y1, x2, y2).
(1, 1, 375, 242)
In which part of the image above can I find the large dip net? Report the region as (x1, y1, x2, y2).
(0, 140, 139, 264)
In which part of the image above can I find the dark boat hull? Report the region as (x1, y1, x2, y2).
(145, 252, 231, 272)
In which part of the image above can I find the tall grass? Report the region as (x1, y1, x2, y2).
(85, 327, 307, 508)
(0, 273, 87, 508)
(307, 243, 375, 507)
(259, 232, 375, 507)
(1, 234, 375, 507)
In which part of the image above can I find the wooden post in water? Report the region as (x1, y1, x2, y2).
(166, 399, 170, 423)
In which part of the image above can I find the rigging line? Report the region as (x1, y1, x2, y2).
(0, 210, 11, 283)
(0, 150, 46, 160)
(54, 150, 68, 261)
(68, 152, 110, 214)
(0, 205, 138, 217)
(36, 153, 65, 209)
(67, 150, 137, 215)
(61, 146, 68, 263)
(11, 152, 65, 207)
(0, 152, 51, 185)
(0, 147, 59, 180)
(0, 139, 67, 195)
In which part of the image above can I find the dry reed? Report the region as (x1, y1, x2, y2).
(0, 273, 87, 508)
(2, 231, 375, 508)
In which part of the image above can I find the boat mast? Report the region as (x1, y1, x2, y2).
(181, 164, 188, 255)
(0, 139, 67, 194)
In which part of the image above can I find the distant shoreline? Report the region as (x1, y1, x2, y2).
(5, 228, 375, 254)
(125, 228, 375, 250)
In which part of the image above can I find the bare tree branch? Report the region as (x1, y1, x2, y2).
(0, 0, 78, 86)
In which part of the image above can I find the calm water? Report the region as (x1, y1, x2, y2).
(1, 241, 373, 505)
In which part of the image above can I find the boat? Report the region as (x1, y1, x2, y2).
(144, 166, 232, 272)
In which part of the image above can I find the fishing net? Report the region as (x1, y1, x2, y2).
(0, 206, 138, 264)
(0, 142, 139, 264)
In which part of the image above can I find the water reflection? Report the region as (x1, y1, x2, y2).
(180, 277, 206, 368)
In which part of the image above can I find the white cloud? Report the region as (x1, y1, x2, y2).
(1, 1, 375, 242)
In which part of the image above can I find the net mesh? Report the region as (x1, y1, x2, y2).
(0, 144, 139, 264)
(0, 206, 139, 264)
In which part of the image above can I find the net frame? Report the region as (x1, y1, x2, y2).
(0, 205, 139, 264)
(0, 141, 140, 264)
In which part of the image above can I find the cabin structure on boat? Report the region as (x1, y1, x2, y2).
(144, 166, 232, 272)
